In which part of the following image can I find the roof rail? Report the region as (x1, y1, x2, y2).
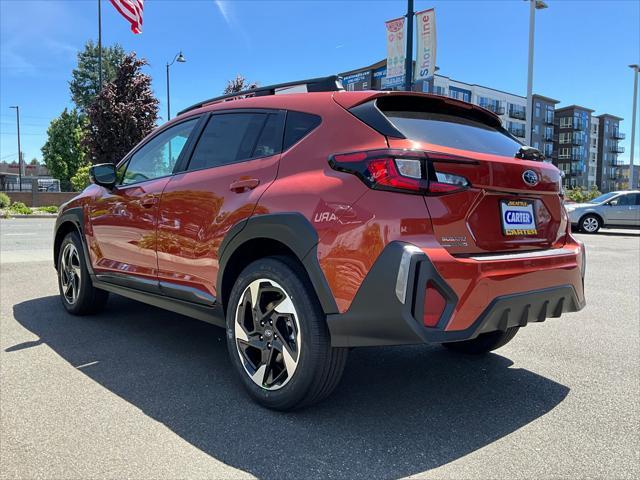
(177, 75, 344, 116)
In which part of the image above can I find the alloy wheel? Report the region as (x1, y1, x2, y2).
(234, 278, 301, 390)
(582, 217, 599, 233)
(60, 243, 81, 305)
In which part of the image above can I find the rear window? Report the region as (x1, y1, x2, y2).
(283, 111, 321, 150)
(384, 110, 523, 157)
(373, 96, 523, 157)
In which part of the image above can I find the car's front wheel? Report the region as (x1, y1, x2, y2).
(226, 256, 348, 410)
(57, 231, 108, 315)
(580, 214, 601, 233)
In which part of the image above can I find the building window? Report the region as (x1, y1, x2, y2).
(535, 102, 541, 118)
(560, 117, 572, 128)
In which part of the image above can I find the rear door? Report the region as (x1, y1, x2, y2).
(377, 95, 566, 254)
(156, 109, 285, 304)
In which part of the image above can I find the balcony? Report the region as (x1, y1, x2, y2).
(508, 108, 526, 120)
(544, 112, 554, 125)
(558, 153, 582, 162)
(610, 145, 625, 154)
(508, 126, 526, 138)
(572, 119, 584, 130)
(611, 130, 625, 140)
(571, 136, 585, 146)
(480, 103, 505, 115)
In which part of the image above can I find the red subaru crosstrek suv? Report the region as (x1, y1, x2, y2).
(54, 76, 585, 410)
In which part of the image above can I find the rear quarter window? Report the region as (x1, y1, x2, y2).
(283, 111, 321, 150)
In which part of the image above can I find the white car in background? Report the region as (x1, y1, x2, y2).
(566, 190, 640, 233)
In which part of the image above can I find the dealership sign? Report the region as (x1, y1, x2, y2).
(415, 8, 436, 81)
(385, 17, 406, 86)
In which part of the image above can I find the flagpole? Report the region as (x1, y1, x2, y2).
(98, 0, 103, 91)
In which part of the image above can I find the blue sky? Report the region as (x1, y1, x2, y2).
(1, 0, 639, 164)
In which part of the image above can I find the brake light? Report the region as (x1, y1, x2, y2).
(329, 149, 471, 195)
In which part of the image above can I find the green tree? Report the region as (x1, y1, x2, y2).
(41, 109, 88, 191)
(84, 53, 159, 165)
(70, 164, 91, 192)
(70, 40, 125, 113)
(224, 74, 258, 94)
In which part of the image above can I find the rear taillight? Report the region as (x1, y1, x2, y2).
(329, 149, 471, 195)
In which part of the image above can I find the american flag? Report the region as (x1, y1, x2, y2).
(109, 0, 144, 34)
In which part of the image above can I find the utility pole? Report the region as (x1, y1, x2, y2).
(404, 0, 414, 92)
(629, 64, 639, 189)
(9, 106, 22, 192)
(525, 0, 548, 146)
(98, 0, 103, 91)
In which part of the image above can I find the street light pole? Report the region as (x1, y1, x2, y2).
(404, 0, 414, 92)
(9, 106, 22, 192)
(166, 51, 186, 121)
(525, 0, 547, 146)
(629, 64, 639, 189)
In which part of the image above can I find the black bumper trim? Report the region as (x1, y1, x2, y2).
(327, 241, 585, 347)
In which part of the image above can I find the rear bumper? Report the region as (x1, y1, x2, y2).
(327, 240, 586, 347)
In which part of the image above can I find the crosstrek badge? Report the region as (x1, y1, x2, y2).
(500, 200, 538, 236)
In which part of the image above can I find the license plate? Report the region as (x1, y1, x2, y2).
(500, 199, 537, 236)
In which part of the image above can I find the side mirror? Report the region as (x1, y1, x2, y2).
(89, 163, 117, 189)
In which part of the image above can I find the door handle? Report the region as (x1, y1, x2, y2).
(140, 197, 158, 208)
(229, 178, 260, 193)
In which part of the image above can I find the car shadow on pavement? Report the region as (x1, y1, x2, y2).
(12, 295, 569, 479)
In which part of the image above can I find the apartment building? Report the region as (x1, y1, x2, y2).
(616, 164, 639, 190)
(552, 105, 593, 188)
(594, 114, 625, 193)
(530, 94, 558, 160)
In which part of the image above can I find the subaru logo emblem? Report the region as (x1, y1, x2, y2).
(522, 170, 539, 187)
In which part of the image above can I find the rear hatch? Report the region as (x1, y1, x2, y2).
(336, 92, 567, 255)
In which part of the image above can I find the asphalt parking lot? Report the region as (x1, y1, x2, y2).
(1, 217, 639, 480)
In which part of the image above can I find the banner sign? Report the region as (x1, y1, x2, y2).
(415, 8, 436, 81)
(385, 17, 406, 86)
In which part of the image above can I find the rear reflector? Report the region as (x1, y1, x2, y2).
(423, 281, 446, 327)
(329, 149, 471, 195)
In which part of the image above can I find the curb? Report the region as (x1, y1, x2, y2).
(2, 214, 57, 219)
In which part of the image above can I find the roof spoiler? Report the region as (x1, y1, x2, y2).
(177, 75, 345, 116)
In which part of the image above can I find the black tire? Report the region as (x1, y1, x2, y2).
(442, 327, 519, 355)
(57, 231, 109, 315)
(226, 255, 348, 411)
(579, 214, 601, 234)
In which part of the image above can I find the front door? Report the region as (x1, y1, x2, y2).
(88, 118, 199, 291)
(156, 110, 285, 304)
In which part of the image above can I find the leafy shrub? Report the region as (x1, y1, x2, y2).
(0, 192, 10, 208)
(37, 205, 59, 214)
(71, 164, 91, 192)
(565, 185, 602, 203)
(8, 202, 32, 215)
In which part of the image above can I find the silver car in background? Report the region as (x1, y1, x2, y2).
(566, 190, 640, 233)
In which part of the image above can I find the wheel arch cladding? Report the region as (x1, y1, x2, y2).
(217, 213, 339, 316)
(53, 208, 85, 270)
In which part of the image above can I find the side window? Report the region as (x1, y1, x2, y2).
(121, 119, 197, 185)
(616, 194, 632, 206)
(632, 194, 640, 206)
(188, 113, 272, 171)
(283, 111, 321, 150)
